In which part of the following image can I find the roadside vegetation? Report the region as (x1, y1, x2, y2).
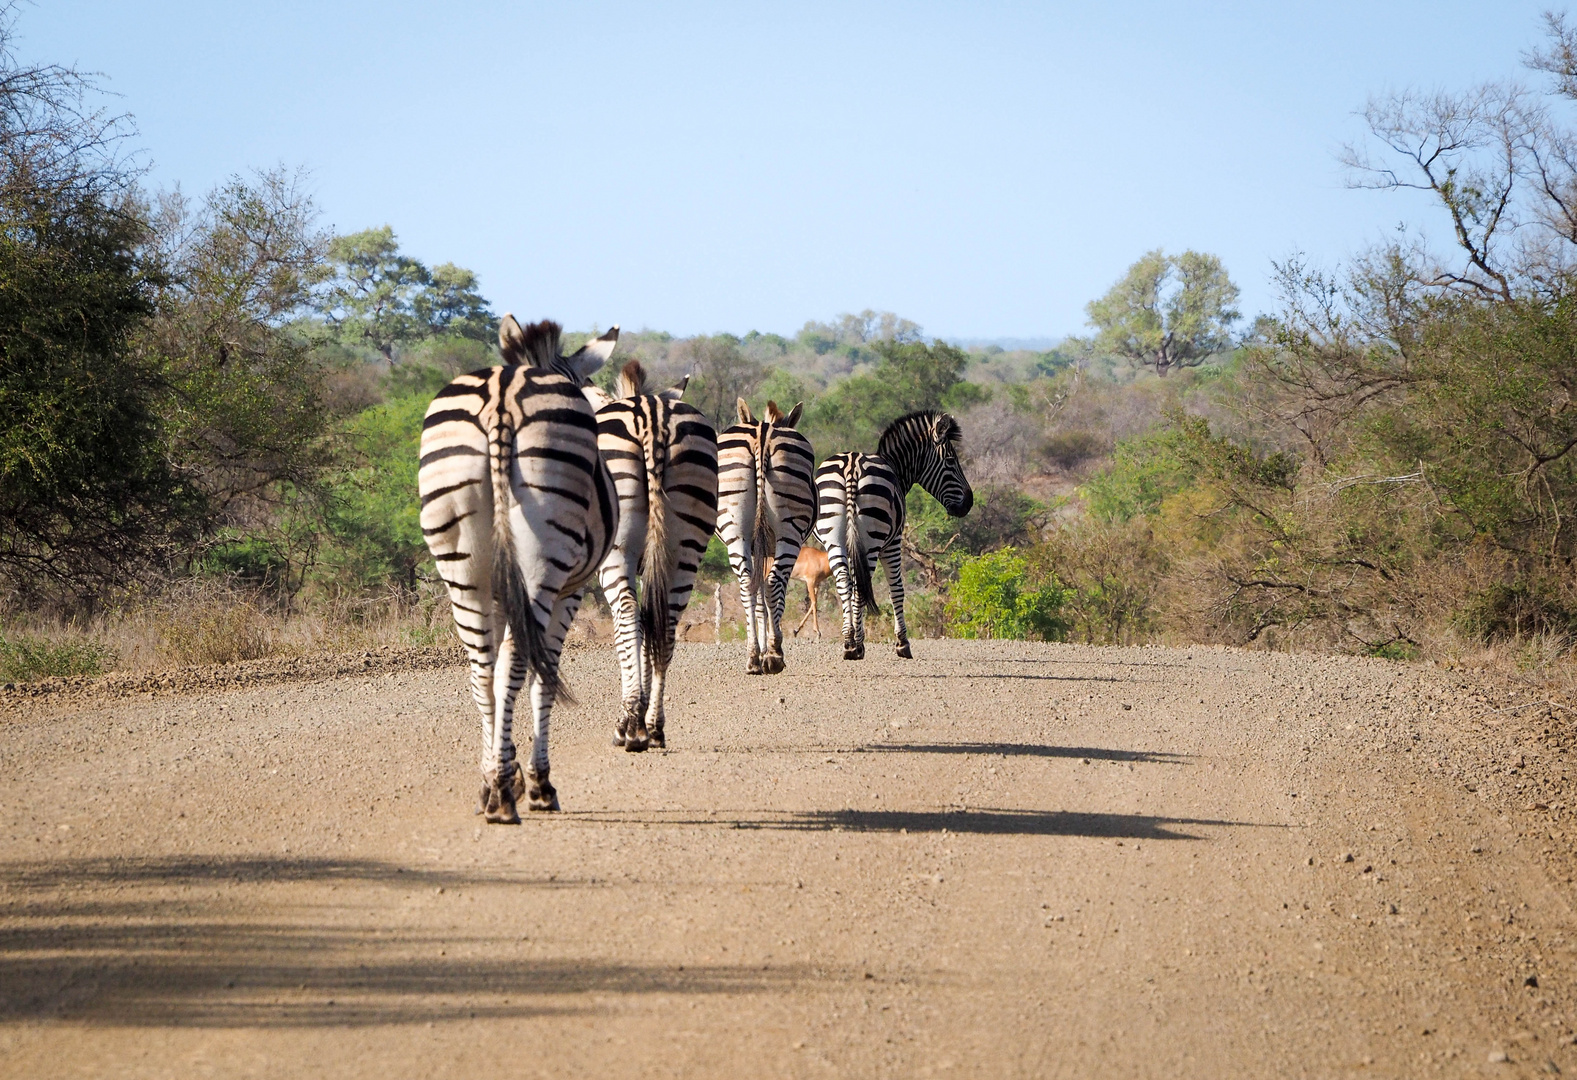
(6, 6, 1577, 679)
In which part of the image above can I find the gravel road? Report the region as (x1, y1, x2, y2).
(2, 639, 1576, 1078)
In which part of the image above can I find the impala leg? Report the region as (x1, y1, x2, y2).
(794, 583, 816, 637)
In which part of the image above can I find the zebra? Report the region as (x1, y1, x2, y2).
(813, 410, 973, 661)
(418, 314, 619, 823)
(714, 399, 816, 674)
(586, 359, 718, 751)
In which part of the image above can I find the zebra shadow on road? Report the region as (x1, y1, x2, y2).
(575, 806, 1276, 840)
(850, 742, 1191, 764)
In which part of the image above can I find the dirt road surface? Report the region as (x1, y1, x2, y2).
(3, 640, 1577, 1078)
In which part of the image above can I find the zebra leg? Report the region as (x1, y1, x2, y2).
(466, 648, 498, 783)
(731, 550, 764, 675)
(826, 545, 864, 661)
(882, 543, 912, 658)
(627, 631, 654, 753)
(762, 545, 796, 673)
(523, 589, 583, 812)
(644, 603, 675, 748)
(598, 557, 648, 749)
(479, 626, 528, 824)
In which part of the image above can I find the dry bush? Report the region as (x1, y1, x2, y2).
(958, 398, 1044, 486)
(1030, 518, 1167, 644)
(151, 583, 278, 667)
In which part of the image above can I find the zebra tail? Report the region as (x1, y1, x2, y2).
(749, 431, 776, 605)
(638, 419, 673, 659)
(490, 410, 570, 705)
(844, 457, 879, 615)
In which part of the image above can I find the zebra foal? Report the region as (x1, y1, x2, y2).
(418, 315, 619, 823)
(715, 399, 815, 673)
(589, 359, 718, 750)
(814, 410, 973, 660)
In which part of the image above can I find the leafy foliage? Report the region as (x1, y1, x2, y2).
(0, 630, 113, 681)
(945, 548, 1069, 640)
(1086, 250, 1240, 377)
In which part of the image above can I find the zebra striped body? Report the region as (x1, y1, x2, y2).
(813, 410, 973, 660)
(714, 400, 815, 674)
(418, 316, 619, 823)
(591, 360, 718, 750)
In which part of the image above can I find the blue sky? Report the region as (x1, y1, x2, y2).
(16, 1, 1560, 339)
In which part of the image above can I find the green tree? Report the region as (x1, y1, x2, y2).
(322, 226, 429, 359)
(413, 261, 496, 342)
(807, 338, 988, 450)
(139, 170, 339, 529)
(1086, 249, 1240, 377)
(678, 334, 767, 431)
(0, 12, 187, 598)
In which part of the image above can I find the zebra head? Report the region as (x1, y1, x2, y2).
(498, 314, 619, 387)
(878, 410, 974, 518)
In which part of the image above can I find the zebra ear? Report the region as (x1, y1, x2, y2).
(764, 400, 784, 424)
(736, 398, 755, 424)
(660, 375, 689, 401)
(499, 313, 527, 365)
(565, 325, 620, 379)
(783, 402, 804, 428)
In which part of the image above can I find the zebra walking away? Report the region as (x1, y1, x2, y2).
(715, 399, 816, 674)
(418, 315, 619, 823)
(589, 360, 718, 750)
(814, 410, 973, 660)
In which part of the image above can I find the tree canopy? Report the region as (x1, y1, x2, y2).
(1085, 249, 1240, 377)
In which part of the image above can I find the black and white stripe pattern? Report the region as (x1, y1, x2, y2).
(714, 400, 816, 674)
(418, 315, 619, 823)
(813, 410, 973, 660)
(589, 360, 718, 750)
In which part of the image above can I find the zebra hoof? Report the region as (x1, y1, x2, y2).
(479, 772, 522, 825)
(895, 641, 912, 659)
(746, 654, 763, 675)
(762, 653, 784, 674)
(526, 768, 559, 812)
(648, 729, 666, 749)
(843, 644, 864, 661)
(624, 733, 649, 753)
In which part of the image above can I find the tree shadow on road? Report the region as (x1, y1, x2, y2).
(851, 742, 1191, 764)
(0, 856, 566, 892)
(0, 855, 821, 1028)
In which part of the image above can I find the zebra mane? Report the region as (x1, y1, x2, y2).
(520, 320, 563, 368)
(499, 314, 564, 370)
(617, 359, 649, 398)
(879, 410, 962, 456)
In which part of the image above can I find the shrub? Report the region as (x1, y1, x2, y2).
(945, 548, 1069, 640)
(1455, 579, 1577, 643)
(1042, 428, 1105, 471)
(0, 633, 115, 682)
(1079, 427, 1201, 523)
